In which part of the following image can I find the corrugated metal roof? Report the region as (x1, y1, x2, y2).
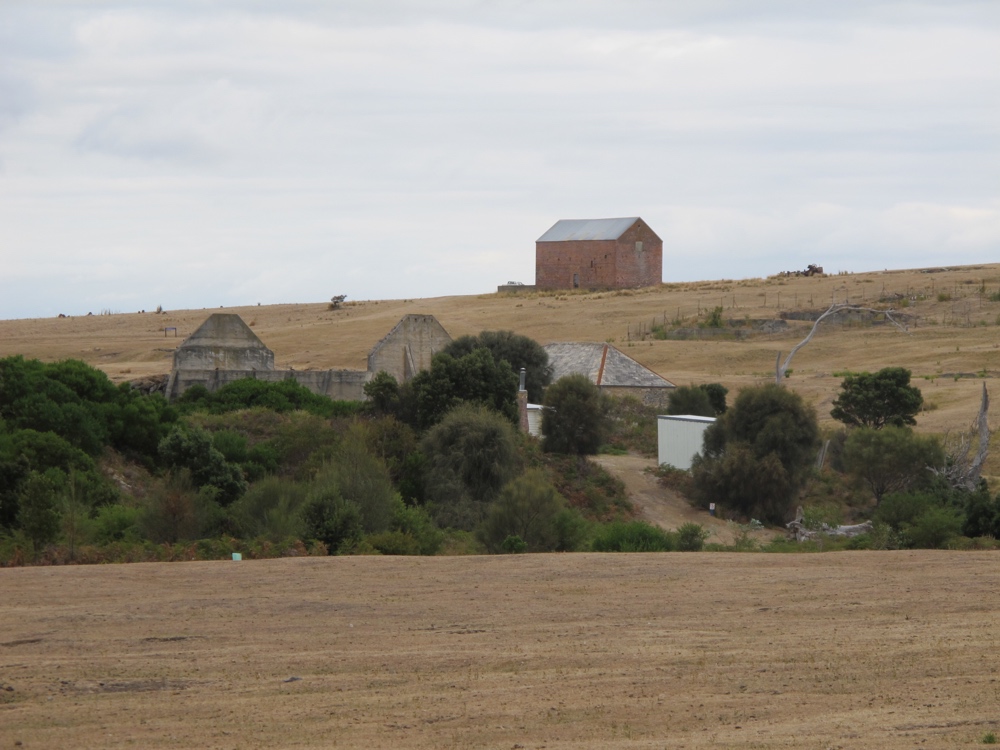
(537, 217, 640, 242)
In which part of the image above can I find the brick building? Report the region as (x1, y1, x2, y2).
(535, 217, 662, 290)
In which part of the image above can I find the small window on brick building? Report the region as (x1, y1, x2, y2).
(573, 273, 579, 288)
(635, 241, 643, 253)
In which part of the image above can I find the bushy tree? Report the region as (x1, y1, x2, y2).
(316, 428, 397, 534)
(962, 484, 1000, 538)
(302, 495, 362, 552)
(693, 384, 818, 522)
(843, 426, 943, 504)
(831, 367, 923, 429)
(363, 371, 401, 415)
(666, 386, 715, 417)
(18, 470, 63, 549)
(139, 470, 209, 544)
(874, 489, 963, 549)
(442, 331, 552, 403)
(405, 348, 519, 429)
(421, 404, 520, 530)
(228, 476, 309, 541)
(477, 469, 584, 553)
(386, 499, 444, 555)
(541, 374, 607, 455)
(158, 425, 248, 505)
(701, 383, 728, 415)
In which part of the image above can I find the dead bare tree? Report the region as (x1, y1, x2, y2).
(774, 303, 910, 384)
(931, 382, 991, 491)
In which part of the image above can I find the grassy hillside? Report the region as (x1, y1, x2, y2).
(3, 262, 999, 457)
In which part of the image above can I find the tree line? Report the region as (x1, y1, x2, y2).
(1, 331, 689, 564)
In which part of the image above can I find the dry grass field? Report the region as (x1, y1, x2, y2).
(3, 267, 1000, 748)
(3, 261, 1000, 468)
(2, 553, 999, 749)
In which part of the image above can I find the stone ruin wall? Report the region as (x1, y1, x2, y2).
(165, 368, 371, 402)
(165, 313, 451, 402)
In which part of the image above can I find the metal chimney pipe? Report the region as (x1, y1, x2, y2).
(519, 367, 526, 392)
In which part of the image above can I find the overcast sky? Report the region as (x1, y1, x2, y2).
(1, 1, 998, 319)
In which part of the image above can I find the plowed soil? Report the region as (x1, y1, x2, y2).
(2, 553, 999, 749)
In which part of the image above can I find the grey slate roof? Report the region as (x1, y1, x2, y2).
(537, 217, 641, 242)
(544, 343, 675, 389)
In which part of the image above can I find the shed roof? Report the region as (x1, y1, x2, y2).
(544, 342, 675, 389)
(658, 415, 716, 424)
(537, 217, 642, 243)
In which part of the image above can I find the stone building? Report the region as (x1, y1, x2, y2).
(543, 342, 675, 408)
(166, 312, 451, 401)
(367, 314, 452, 384)
(535, 217, 662, 290)
(171, 313, 274, 372)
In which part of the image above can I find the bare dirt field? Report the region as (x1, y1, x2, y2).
(2, 553, 999, 749)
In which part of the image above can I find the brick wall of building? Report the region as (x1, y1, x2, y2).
(535, 221, 662, 290)
(612, 221, 662, 289)
(535, 239, 617, 290)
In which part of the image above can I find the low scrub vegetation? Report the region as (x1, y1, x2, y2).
(0, 349, 653, 565)
(4, 349, 997, 564)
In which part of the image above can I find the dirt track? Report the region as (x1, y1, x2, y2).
(2, 553, 999, 749)
(592, 454, 774, 545)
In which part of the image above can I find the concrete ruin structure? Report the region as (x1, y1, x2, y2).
(367, 314, 453, 384)
(165, 313, 452, 401)
(171, 313, 274, 372)
(535, 217, 662, 291)
(544, 342, 675, 408)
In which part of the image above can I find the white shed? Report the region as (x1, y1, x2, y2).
(657, 415, 716, 470)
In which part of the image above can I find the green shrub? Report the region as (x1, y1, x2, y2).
(228, 476, 308, 542)
(212, 430, 248, 463)
(693, 384, 818, 523)
(310, 428, 396, 534)
(422, 405, 520, 530)
(177, 377, 359, 419)
(390, 500, 443, 555)
(302, 494, 363, 553)
(500, 535, 528, 553)
(904, 505, 964, 549)
(542, 375, 608, 455)
(92, 504, 141, 544)
(478, 469, 583, 553)
(591, 521, 676, 552)
(676, 522, 709, 551)
(366, 530, 421, 555)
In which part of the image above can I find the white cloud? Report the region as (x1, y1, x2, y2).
(0, 1, 998, 318)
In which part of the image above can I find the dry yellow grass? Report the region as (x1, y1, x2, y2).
(3, 270, 1000, 748)
(3, 262, 999, 467)
(2, 553, 999, 749)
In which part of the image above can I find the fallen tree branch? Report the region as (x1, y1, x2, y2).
(775, 303, 910, 384)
